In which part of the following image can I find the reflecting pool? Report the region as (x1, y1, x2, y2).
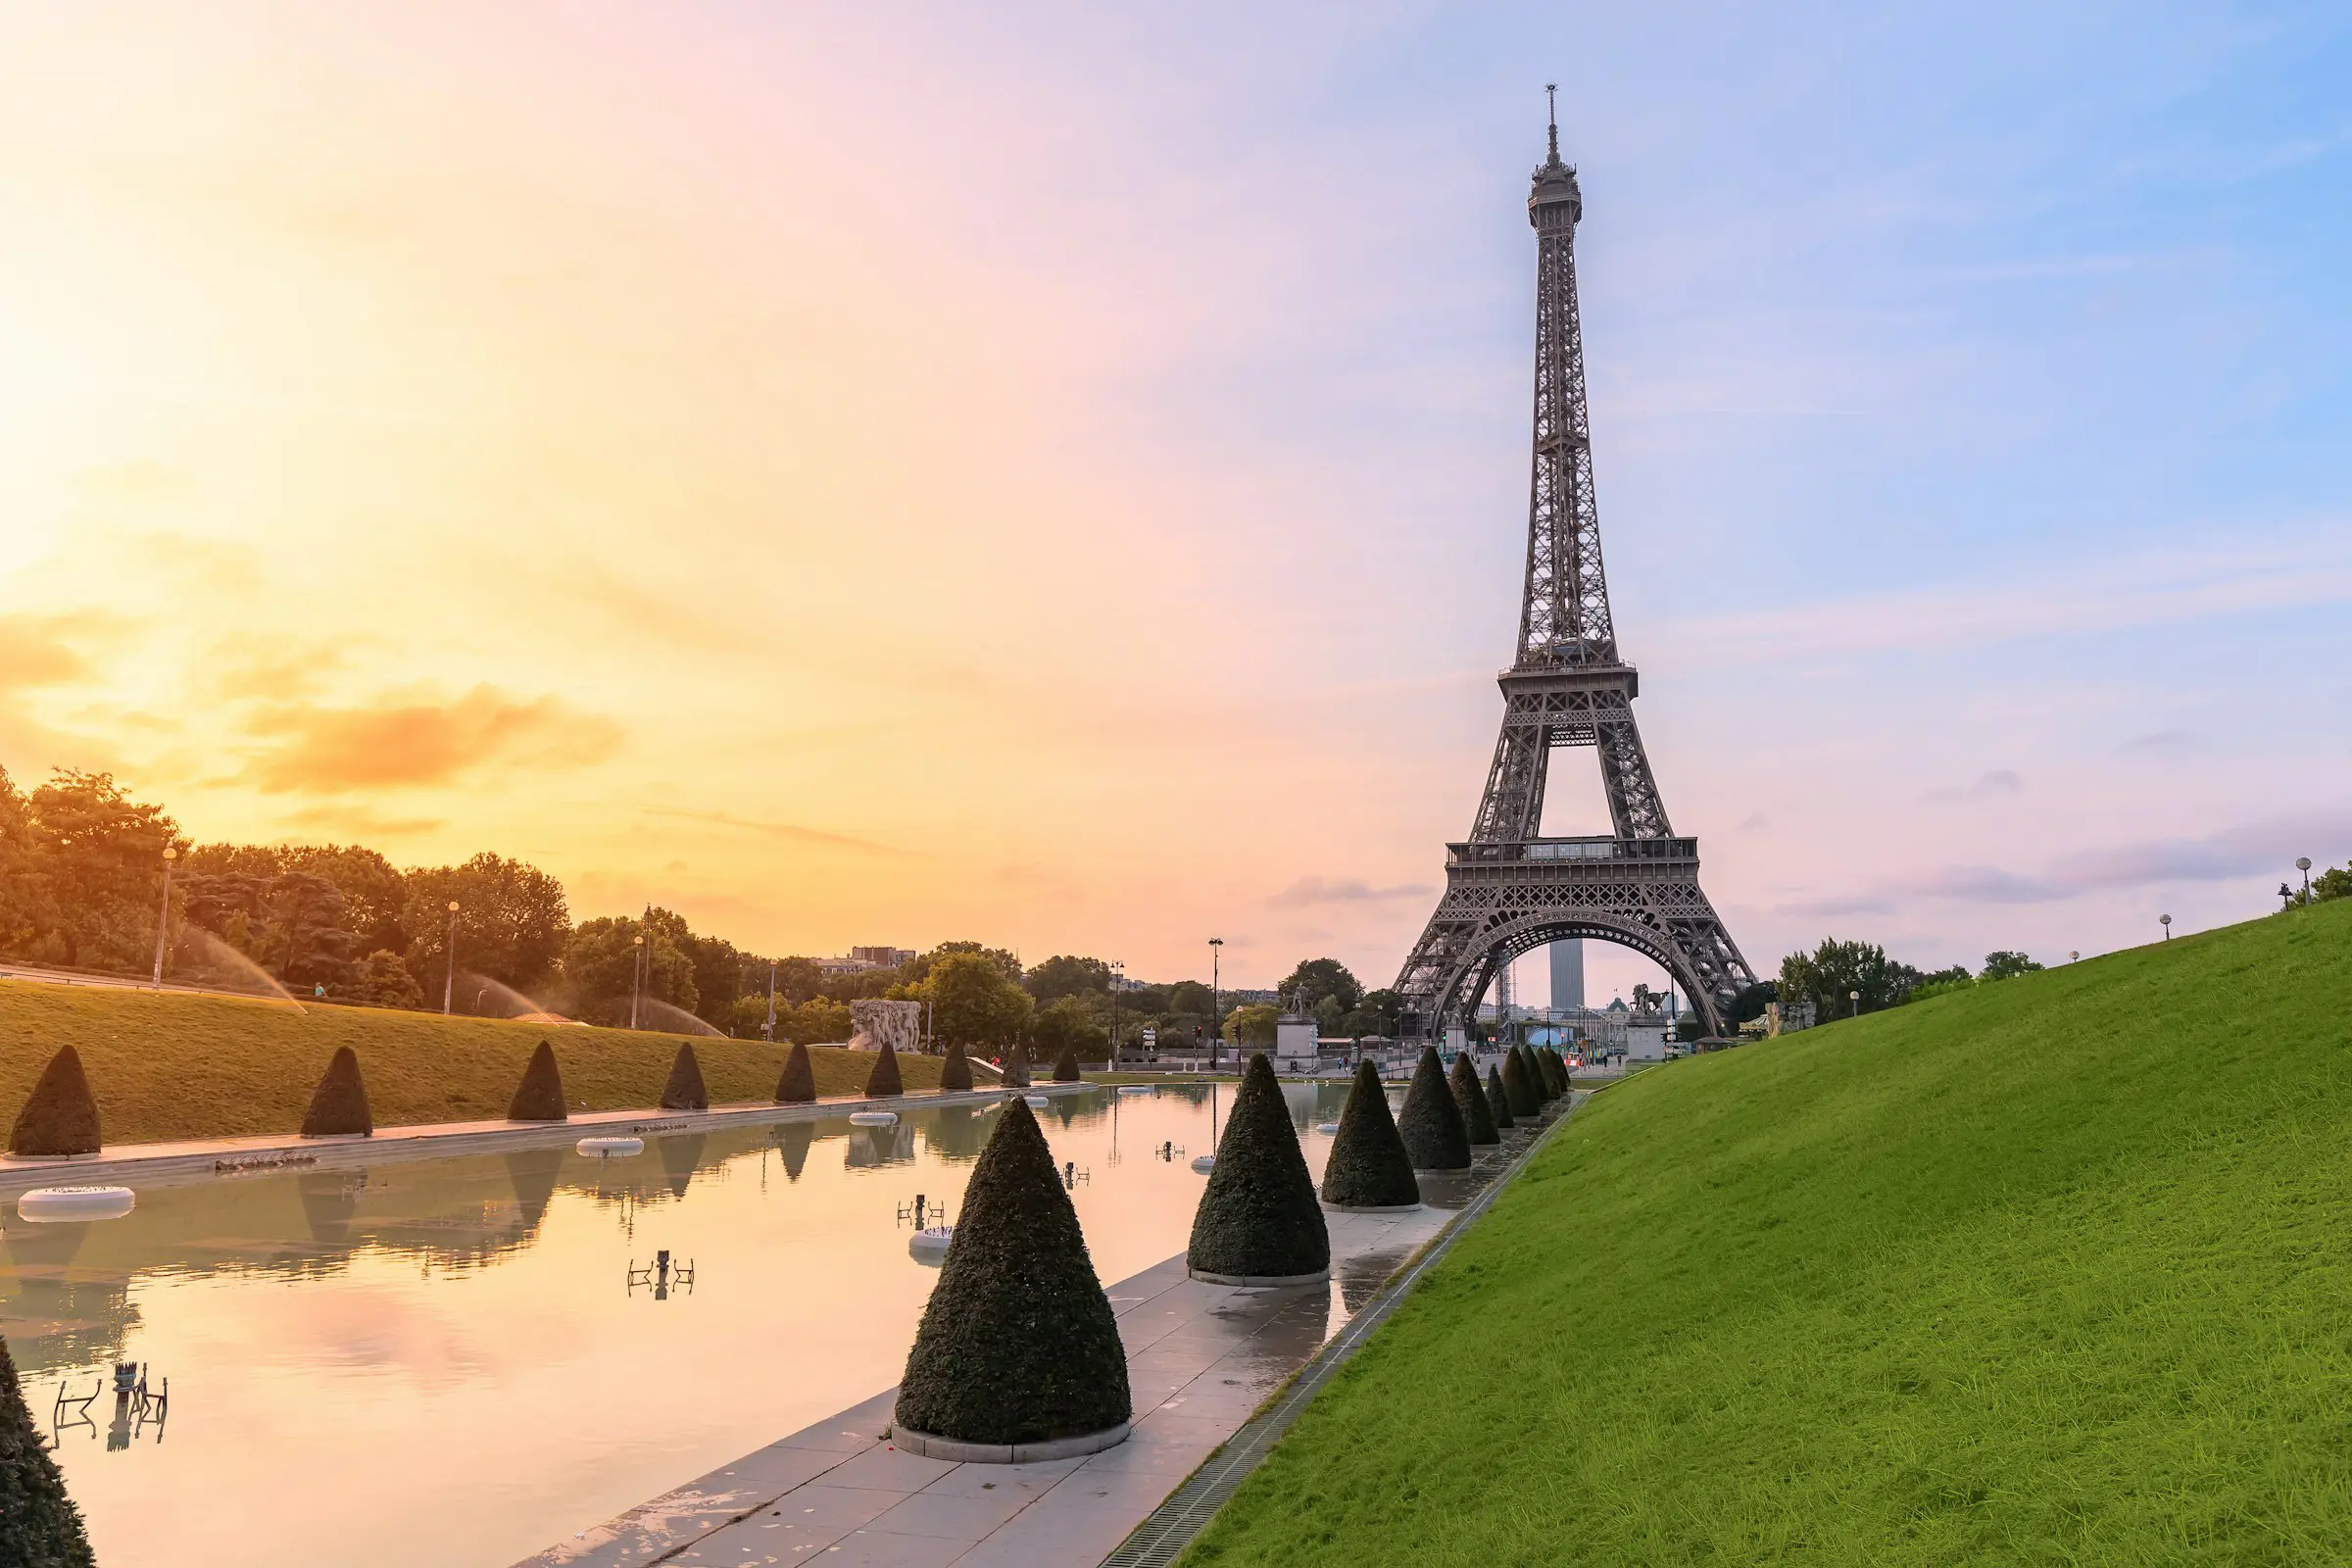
(0, 1083, 1374, 1568)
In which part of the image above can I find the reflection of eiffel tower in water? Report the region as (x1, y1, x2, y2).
(1396, 94, 1755, 1040)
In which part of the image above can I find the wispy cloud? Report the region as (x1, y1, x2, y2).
(241, 685, 620, 793)
(1928, 768, 2024, 802)
(640, 805, 910, 858)
(2117, 729, 2201, 758)
(1267, 876, 1434, 907)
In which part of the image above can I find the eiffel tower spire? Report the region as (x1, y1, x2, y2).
(1395, 105, 1754, 1040)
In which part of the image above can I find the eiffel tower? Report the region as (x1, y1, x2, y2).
(1396, 96, 1754, 1040)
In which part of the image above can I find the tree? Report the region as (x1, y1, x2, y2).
(775, 1042, 816, 1102)
(1396, 1046, 1472, 1172)
(1312, 995, 1346, 1038)
(281, 844, 408, 953)
(507, 1042, 567, 1121)
(1981, 951, 2045, 982)
(1448, 1053, 1499, 1145)
(2313, 863, 2352, 904)
(1024, 955, 1114, 1004)
(894, 1098, 1131, 1446)
(1167, 980, 1212, 1015)
(940, 1042, 973, 1093)
(8, 1046, 101, 1156)
(1779, 940, 1910, 1022)
(560, 913, 697, 1023)
(1278, 957, 1362, 1015)
(345, 949, 423, 1009)
(864, 1043, 904, 1098)
(300, 1047, 373, 1137)
(903, 941, 1020, 985)
(926, 952, 1033, 1051)
(661, 1044, 710, 1110)
(1357, 988, 1406, 1036)
(402, 854, 569, 998)
(1034, 995, 1110, 1064)
(1224, 1004, 1279, 1048)
(2, 769, 183, 971)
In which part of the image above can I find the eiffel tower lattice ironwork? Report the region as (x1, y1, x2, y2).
(1396, 98, 1754, 1040)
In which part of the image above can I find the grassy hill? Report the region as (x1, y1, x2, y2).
(1183, 902, 2352, 1566)
(0, 979, 941, 1147)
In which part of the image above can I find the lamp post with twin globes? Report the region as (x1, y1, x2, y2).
(150, 846, 177, 991)
(442, 901, 461, 1015)
(2297, 857, 2313, 906)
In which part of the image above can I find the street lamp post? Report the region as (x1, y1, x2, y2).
(442, 901, 461, 1015)
(763, 959, 778, 1042)
(150, 847, 178, 991)
(2297, 857, 2313, 905)
(1848, 989, 1860, 1019)
(630, 933, 646, 1029)
(2160, 913, 2173, 941)
(1208, 938, 1223, 1072)
(1109, 960, 1124, 1063)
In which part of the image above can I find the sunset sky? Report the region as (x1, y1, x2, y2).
(3, 3, 2348, 998)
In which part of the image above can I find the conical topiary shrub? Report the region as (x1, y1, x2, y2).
(8, 1046, 100, 1157)
(895, 1097, 1131, 1454)
(865, 1042, 903, 1098)
(1054, 1047, 1082, 1083)
(661, 1043, 709, 1110)
(1503, 1046, 1542, 1117)
(1540, 1047, 1568, 1100)
(1188, 1054, 1329, 1284)
(1512, 1044, 1544, 1104)
(1319, 1059, 1419, 1210)
(1001, 1043, 1032, 1089)
(1449, 1053, 1499, 1145)
(775, 1041, 816, 1103)
(508, 1040, 567, 1122)
(300, 1046, 372, 1137)
(1396, 1045, 1472, 1172)
(941, 1042, 973, 1093)
(0, 1334, 94, 1565)
(1486, 1062, 1516, 1130)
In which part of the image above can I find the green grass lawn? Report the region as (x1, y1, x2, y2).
(1182, 902, 2352, 1566)
(0, 979, 941, 1147)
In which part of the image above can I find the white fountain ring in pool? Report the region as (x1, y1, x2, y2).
(1022, 1095, 1050, 1108)
(1190, 1154, 1216, 1174)
(907, 1226, 955, 1262)
(1117, 1085, 1153, 1095)
(18, 1185, 136, 1223)
(849, 1110, 898, 1127)
(575, 1136, 643, 1157)
(1315, 1122, 1340, 1136)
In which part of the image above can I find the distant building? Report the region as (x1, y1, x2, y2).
(819, 946, 916, 977)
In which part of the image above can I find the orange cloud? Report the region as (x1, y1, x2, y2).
(0, 613, 103, 690)
(241, 685, 620, 793)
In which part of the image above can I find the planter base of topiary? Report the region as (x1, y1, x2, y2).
(1321, 1200, 1424, 1214)
(301, 1131, 373, 1142)
(1408, 1160, 1473, 1174)
(0, 1152, 100, 1164)
(1188, 1266, 1330, 1288)
(893, 1422, 1131, 1464)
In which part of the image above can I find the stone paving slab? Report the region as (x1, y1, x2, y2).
(514, 1205, 1454, 1567)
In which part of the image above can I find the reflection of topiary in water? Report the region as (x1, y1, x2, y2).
(1396, 1046, 1472, 1172)
(1054, 1048, 1082, 1083)
(895, 1097, 1131, 1445)
(508, 1041, 567, 1122)
(1503, 1047, 1542, 1118)
(660, 1044, 709, 1110)
(1486, 1063, 1515, 1130)
(775, 1042, 816, 1102)
(865, 1043, 903, 1098)
(1319, 1059, 1418, 1208)
(300, 1046, 372, 1138)
(1449, 1053, 1499, 1145)
(941, 1042, 973, 1093)
(775, 1120, 812, 1181)
(1001, 1044, 1032, 1088)
(1188, 1054, 1329, 1280)
(8, 1045, 100, 1157)
(0, 1333, 94, 1566)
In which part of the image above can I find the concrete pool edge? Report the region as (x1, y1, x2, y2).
(0, 1083, 1102, 1195)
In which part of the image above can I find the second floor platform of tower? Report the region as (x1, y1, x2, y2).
(1446, 834, 1697, 867)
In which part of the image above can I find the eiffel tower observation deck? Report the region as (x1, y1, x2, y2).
(1396, 93, 1755, 1041)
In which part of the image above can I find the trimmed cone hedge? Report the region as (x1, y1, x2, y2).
(1539, 1047, 1566, 1099)
(507, 1041, 568, 1122)
(1487, 1062, 1517, 1129)
(1549, 1046, 1574, 1096)
(300, 1046, 373, 1137)
(1188, 1054, 1329, 1280)
(8, 1045, 100, 1157)
(865, 1043, 904, 1098)
(660, 1043, 710, 1110)
(0, 1334, 94, 1566)
(941, 1042, 974, 1093)
(775, 1042, 816, 1103)
(1449, 1053, 1499, 1145)
(1503, 1046, 1542, 1117)
(1054, 1048, 1082, 1083)
(895, 1097, 1131, 1445)
(1396, 1046, 1473, 1171)
(1001, 1044, 1032, 1089)
(1319, 1059, 1419, 1208)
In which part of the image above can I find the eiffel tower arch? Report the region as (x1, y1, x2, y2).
(1396, 97, 1755, 1041)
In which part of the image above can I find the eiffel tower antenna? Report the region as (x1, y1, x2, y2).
(1394, 111, 1754, 1041)
(1545, 83, 1558, 161)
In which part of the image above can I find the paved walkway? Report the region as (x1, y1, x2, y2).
(517, 1201, 1467, 1567)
